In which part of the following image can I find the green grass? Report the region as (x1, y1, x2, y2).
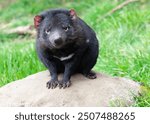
(0, 0, 150, 106)
(0, 40, 45, 86)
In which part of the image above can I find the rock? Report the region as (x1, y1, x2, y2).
(0, 71, 140, 107)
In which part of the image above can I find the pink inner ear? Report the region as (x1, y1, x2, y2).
(69, 9, 77, 18)
(34, 15, 42, 28)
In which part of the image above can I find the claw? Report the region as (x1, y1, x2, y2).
(59, 80, 71, 89)
(85, 71, 97, 79)
(46, 80, 58, 89)
(58, 83, 63, 89)
(63, 84, 66, 89)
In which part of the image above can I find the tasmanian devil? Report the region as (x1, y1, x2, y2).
(34, 9, 99, 89)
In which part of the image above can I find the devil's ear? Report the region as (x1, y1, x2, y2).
(34, 15, 43, 29)
(69, 9, 77, 20)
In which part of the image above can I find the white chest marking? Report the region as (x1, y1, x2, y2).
(86, 39, 90, 43)
(53, 53, 75, 61)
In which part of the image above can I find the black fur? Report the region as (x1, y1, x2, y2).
(35, 9, 99, 89)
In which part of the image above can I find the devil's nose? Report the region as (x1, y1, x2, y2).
(54, 38, 63, 45)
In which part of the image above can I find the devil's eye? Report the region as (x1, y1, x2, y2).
(62, 25, 71, 31)
(63, 27, 69, 31)
(45, 29, 51, 34)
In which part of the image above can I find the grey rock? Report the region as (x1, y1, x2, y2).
(0, 71, 140, 107)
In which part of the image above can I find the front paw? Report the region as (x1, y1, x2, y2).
(58, 80, 71, 89)
(46, 79, 59, 89)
